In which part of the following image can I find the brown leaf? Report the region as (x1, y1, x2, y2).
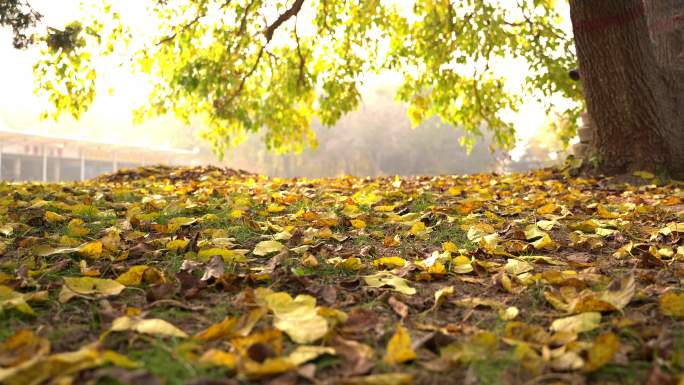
(388, 296, 409, 319)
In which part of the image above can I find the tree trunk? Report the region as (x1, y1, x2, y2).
(570, 0, 678, 176)
(644, 0, 684, 177)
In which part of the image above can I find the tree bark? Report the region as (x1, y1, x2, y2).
(570, 0, 677, 176)
(644, 0, 684, 177)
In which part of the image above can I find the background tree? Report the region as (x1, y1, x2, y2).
(8, 1, 682, 177)
(0, 0, 41, 48)
(9, 1, 580, 157)
(570, 0, 684, 177)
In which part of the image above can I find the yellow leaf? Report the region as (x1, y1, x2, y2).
(340, 373, 414, 385)
(633, 170, 655, 179)
(241, 357, 295, 379)
(442, 241, 459, 252)
(116, 265, 152, 286)
(432, 285, 454, 311)
(259, 290, 329, 344)
(166, 238, 189, 251)
(340, 257, 364, 271)
(169, 216, 197, 226)
(584, 333, 620, 372)
(197, 247, 248, 262)
(287, 345, 336, 366)
(252, 240, 285, 257)
(0, 329, 50, 368)
(659, 291, 684, 317)
(467, 224, 495, 243)
(59, 277, 125, 303)
(531, 233, 556, 250)
(229, 209, 243, 218)
(536, 202, 557, 215)
(44, 211, 67, 223)
(499, 306, 519, 321)
(195, 308, 265, 341)
(0, 286, 40, 315)
(373, 256, 406, 269)
(408, 221, 426, 236)
(451, 255, 473, 274)
(383, 324, 416, 365)
(66, 219, 90, 237)
(101, 350, 142, 369)
(109, 316, 188, 338)
(267, 203, 286, 213)
(78, 241, 103, 258)
(198, 349, 238, 369)
(99, 231, 121, 253)
(505, 259, 534, 276)
(363, 272, 416, 295)
(351, 219, 367, 229)
(550, 312, 601, 334)
(0, 344, 105, 385)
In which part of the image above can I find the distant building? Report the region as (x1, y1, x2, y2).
(0, 129, 199, 182)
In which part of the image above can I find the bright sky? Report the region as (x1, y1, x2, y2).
(0, 0, 573, 159)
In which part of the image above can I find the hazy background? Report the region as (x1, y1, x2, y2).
(0, 0, 571, 179)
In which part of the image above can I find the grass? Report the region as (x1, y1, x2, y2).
(161, 251, 186, 274)
(589, 362, 652, 385)
(126, 338, 228, 385)
(430, 222, 473, 249)
(469, 355, 518, 385)
(409, 193, 436, 212)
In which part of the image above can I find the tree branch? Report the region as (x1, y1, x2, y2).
(156, 0, 232, 46)
(264, 0, 305, 42)
(294, 17, 306, 86)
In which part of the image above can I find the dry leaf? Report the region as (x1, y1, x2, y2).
(383, 324, 416, 365)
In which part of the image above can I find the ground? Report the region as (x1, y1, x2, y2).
(1, 164, 684, 385)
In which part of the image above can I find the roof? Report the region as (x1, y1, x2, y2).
(0, 128, 197, 162)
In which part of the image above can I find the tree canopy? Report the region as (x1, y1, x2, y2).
(21, 0, 581, 156)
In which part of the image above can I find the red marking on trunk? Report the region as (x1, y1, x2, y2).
(573, 3, 645, 33)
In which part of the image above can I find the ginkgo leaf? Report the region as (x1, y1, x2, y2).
(550, 312, 601, 334)
(0, 285, 37, 315)
(44, 211, 67, 223)
(252, 240, 285, 256)
(59, 277, 125, 303)
(287, 345, 336, 366)
(659, 291, 684, 317)
(259, 290, 329, 343)
(340, 373, 414, 385)
(78, 241, 103, 258)
(0, 343, 130, 385)
(198, 349, 238, 369)
(583, 333, 620, 372)
(505, 259, 534, 276)
(198, 247, 248, 262)
(374, 256, 407, 269)
(0, 329, 50, 367)
(363, 272, 416, 295)
(431, 286, 454, 311)
(383, 324, 416, 365)
(109, 316, 188, 338)
(116, 265, 150, 286)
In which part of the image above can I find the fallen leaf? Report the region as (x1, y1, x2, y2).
(383, 324, 416, 365)
(659, 291, 684, 317)
(253, 241, 285, 257)
(109, 316, 189, 338)
(584, 332, 620, 372)
(259, 289, 329, 343)
(550, 312, 601, 334)
(59, 277, 126, 303)
(363, 272, 416, 295)
(0, 329, 50, 367)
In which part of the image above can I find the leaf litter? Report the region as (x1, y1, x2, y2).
(0, 164, 683, 384)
